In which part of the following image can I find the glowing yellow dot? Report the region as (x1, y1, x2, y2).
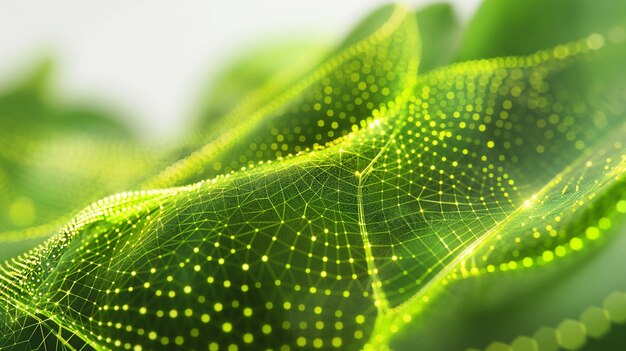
(587, 33, 605, 50)
(222, 322, 232, 333)
(297, 337, 307, 346)
(313, 338, 323, 348)
(487, 141, 495, 148)
(8, 197, 36, 227)
(542, 250, 554, 262)
(570, 237, 584, 251)
(243, 308, 253, 317)
(586, 227, 600, 240)
(522, 257, 533, 267)
(598, 218, 612, 230)
(332, 337, 342, 347)
(243, 333, 254, 343)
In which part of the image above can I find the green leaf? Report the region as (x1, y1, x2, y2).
(146, 5, 420, 189)
(0, 62, 149, 236)
(415, 3, 460, 72)
(195, 39, 329, 131)
(456, 0, 626, 60)
(1, 2, 626, 351)
(0, 62, 175, 263)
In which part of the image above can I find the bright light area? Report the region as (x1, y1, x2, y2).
(0, 0, 479, 140)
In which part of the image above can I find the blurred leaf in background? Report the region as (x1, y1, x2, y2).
(0, 61, 157, 259)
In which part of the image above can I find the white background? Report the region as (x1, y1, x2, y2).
(0, 0, 480, 140)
